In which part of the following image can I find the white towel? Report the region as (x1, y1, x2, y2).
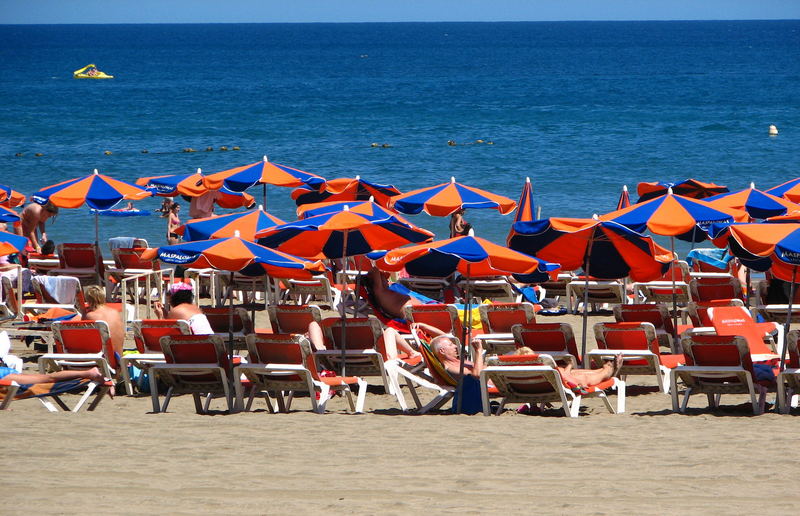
(33, 275, 79, 304)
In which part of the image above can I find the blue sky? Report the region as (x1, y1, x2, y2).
(2, 0, 798, 24)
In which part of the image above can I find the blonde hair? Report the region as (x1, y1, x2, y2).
(83, 285, 106, 309)
(513, 346, 534, 355)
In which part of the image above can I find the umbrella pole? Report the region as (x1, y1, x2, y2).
(780, 266, 797, 373)
(456, 263, 471, 414)
(262, 183, 267, 209)
(339, 230, 349, 376)
(671, 236, 679, 341)
(94, 211, 99, 247)
(579, 230, 595, 367)
(228, 271, 235, 363)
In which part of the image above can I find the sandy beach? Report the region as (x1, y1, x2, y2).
(3, 311, 798, 515)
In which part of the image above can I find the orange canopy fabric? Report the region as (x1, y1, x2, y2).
(390, 178, 517, 217)
(32, 171, 151, 210)
(203, 157, 324, 191)
(0, 185, 25, 208)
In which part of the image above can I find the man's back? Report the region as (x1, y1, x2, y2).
(86, 305, 124, 358)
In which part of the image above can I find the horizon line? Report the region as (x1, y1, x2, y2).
(2, 18, 799, 26)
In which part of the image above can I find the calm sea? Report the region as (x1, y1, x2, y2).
(0, 21, 798, 253)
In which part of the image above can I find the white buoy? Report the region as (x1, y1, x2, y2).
(769, 124, 779, 136)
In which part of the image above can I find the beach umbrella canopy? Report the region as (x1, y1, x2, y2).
(0, 205, 20, 223)
(766, 210, 800, 223)
(142, 235, 326, 279)
(705, 183, 799, 220)
(513, 177, 537, 223)
(178, 207, 285, 242)
(766, 177, 800, 204)
(296, 199, 408, 221)
(0, 230, 27, 256)
(292, 176, 402, 208)
(390, 177, 517, 217)
(137, 170, 256, 210)
(32, 169, 153, 244)
(256, 204, 435, 260)
(637, 178, 729, 203)
(376, 233, 559, 413)
(32, 169, 152, 211)
(0, 184, 25, 208)
(508, 217, 673, 282)
(600, 189, 746, 242)
(203, 156, 325, 206)
(616, 185, 631, 210)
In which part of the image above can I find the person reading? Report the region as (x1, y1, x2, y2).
(152, 282, 214, 335)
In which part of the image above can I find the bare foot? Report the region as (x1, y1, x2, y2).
(612, 353, 624, 377)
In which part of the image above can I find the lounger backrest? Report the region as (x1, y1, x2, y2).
(689, 276, 742, 302)
(52, 320, 117, 369)
(681, 334, 752, 372)
(1, 277, 19, 316)
(268, 304, 322, 334)
(201, 307, 252, 334)
(160, 334, 230, 372)
(112, 247, 157, 270)
(57, 243, 101, 269)
(322, 317, 382, 352)
(245, 333, 318, 381)
(594, 322, 659, 355)
(418, 338, 458, 387)
(404, 304, 463, 337)
(132, 319, 191, 353)
(511, 322, 580, 362)
(708, 306, 775, 356)
(613, 304, 674, 334)
(479, 302, 535, 333)
(687, 299, 744, 326)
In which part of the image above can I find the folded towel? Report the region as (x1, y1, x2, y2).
(32, 275, 79, 304)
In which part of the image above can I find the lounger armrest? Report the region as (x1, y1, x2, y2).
(314, 350, 382, 357)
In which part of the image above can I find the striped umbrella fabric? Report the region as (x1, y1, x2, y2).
(296, 200, 409, 222)
(0, 230, 27, 256)
(32, 169, 151, 211)
(616, 185, 631, 210)
(0, 205, 20, 223)
(766, 177, 800, 203)
(203, 156, 325, 193)
(601, 189, 746, 242)
(637, 178, 729, 203)
(390, 177, 516, 217)
(292, 176, 402, 208)
(137, 170, 256, 209)
(705, 183, 799, 220)
(0, 184, 25, 208)
(178, 208, 285, 242)
(508, 217, 672, 282)
(142, 236, 325, 279)
(256, 205, 434, 260)
(513, 177, 536, 223)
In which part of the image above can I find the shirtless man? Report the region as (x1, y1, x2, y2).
(152, 282, 214, 335)
(82, 286, 125, 360)
(431, 333, 485, 379)
(19, 202, 58, 253)
(366, 267, 423, 319)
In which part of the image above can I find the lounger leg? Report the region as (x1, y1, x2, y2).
(162, 387, 174, 412)
(149, 373, 161, 413)
(615, 379, 626, 414)
(202, 393, 213, 413)
(776, 380, 787, 414)
(480, 374, 491, 416)
(385, 363, 408, 411)
(599, 392, 616, 414)
(495, 400, 506, 416)
(120, 359, 135, 396)
(72, 382, 97, 412)
(354, 378, 367, 413)
(671, 374, 681, 412)
(87, 385, 108, 411)
(659, 366, 670, 394)
(39, 398, 59, 412)
(567, 394, 581, 417)
(275, 391, 287, 412)
(0, 386, 18, 410)
(316, 385, 331, 413)
(285, 391, 294, 411)
(51, 395, 71, 411)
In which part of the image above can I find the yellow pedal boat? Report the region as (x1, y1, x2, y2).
(74, 64, 114, 79)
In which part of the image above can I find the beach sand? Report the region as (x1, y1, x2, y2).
(3, 311, 798, 515)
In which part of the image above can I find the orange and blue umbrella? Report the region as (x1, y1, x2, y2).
(0, 205, 20, 223)
(637, 178, 728, 203)
(32, 169, 152, 211)
(508, 218, 672, 282)
(0, 230, 27, 256)
(296, 199, 409, 221)
(390, 177, 517, 217)
(292, 176, 402, 208)
(600, 189, 745, 242)
(0, 185, 25, 208)
(203, 156, 325, 206)
(377, 234, 559, 413)
(705, 183, 799, 220)
(142, 235, 325, 279)
(513, 177, 536, 223)
(137, 170, 256, 209)
(766, 177, 800, 204)
(178, 208, 285, 242)
(256, 205, 434, 260)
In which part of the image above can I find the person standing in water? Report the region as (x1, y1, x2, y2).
(449, 208, 471, 238)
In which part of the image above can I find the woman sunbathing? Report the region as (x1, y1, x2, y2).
(364, 267, 424, 320)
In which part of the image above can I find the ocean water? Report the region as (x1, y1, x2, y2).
(0, 20, 798, 254)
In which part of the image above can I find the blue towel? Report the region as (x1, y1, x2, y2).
(686, 248, 733, 270)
